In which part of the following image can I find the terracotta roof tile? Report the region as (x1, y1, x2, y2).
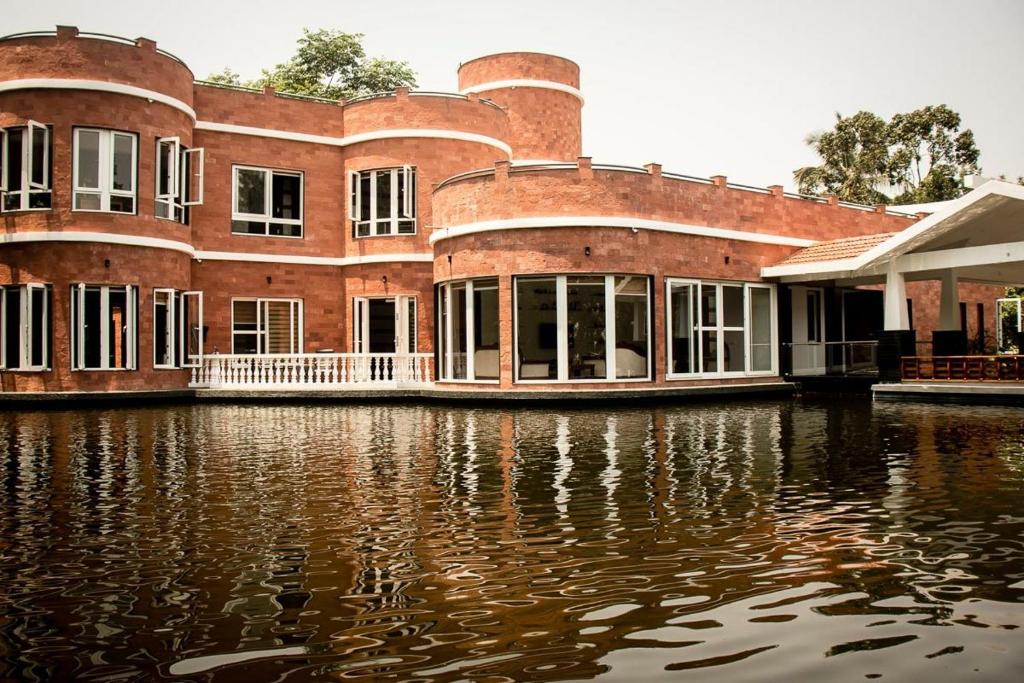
(777, 232, 896, 266)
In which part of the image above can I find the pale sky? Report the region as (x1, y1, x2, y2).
(9, 0, 1023, 191)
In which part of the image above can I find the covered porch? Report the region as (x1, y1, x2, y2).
(763, 180, 1024, 392)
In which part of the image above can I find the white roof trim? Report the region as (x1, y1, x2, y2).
(429, 216, 817, 247)
(0, 78, 197, 121)
(760, 181, 1024, 281)
(459, 79, 584, 104)
(194, 121, 513, 156)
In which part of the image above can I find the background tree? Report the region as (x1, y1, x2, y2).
(794, 111, 891, 204)
(886, 105, 980, 204)
(205, 29, 416, 100)
(795, 105, 981, 205)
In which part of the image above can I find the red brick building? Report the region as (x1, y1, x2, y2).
(0, 27, 1006, 397)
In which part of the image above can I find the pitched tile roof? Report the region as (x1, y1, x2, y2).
(776, 232, 897, 265)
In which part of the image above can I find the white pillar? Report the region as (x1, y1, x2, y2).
(937, 270, 960, 331)
(883, 262, 909, 330)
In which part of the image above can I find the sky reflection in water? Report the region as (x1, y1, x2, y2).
(1, 398, 1023, 681)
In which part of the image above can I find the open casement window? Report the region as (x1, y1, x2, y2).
(231, 166, 303, 238)
(0, 284, 50, 371)
(0, 122, 53, 213)
(156, 138, 205, 223)
(438, 279, 500, 382)
(231, 299, 302, 354)
(70, 284, 137, 371)
(665, 279, 777, 378)
(73, 128, 138, 214)
(513, 275, 651, 383)
(153, 289, 204, 369)
(350, 166, 417, 237)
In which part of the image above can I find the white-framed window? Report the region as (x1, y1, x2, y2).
(1, 122, 52, 213)
(231, 166, 303, 237)
(352, 296, 417, 354)
(349, 166, 416, 237)
(73, 128, 138, 213)
(155, 137, 205, 223)
(0, 284, 50, 370)
(666, 279, 777, 378)
(70, 284, 137, 370)
(438, 278, 499, 382)
(153, 289, 204, 369)
(231, 298, 303, 353)
(513, 274, 651, 383)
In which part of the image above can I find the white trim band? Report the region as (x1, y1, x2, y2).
(428, 216, 817, 248)
(194, 251, 434, 266)
(0, 230, 195, 255)
(459, 79, 584, 104)
(194, 121, 513, 156)
(0, 78, 196, 121)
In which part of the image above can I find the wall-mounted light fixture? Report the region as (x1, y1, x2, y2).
(104, 258, 110, 269)
(584, 246, 591, 257)
(266, 275, 272, 284)
(724, 256, 731, 265)
(381, 275, 388, 284)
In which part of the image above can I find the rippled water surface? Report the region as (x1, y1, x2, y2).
(2, 398, 1024, 681)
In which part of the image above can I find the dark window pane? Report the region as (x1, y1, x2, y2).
(615, 276, 648, 379)
(271, 173, 300, 219)
(30, 126, 47, 187)
(109, 195, 134, 214)
(107, 289, 128, 369)
(397, 220, 415, 234)
(236, 169, 265, 214)
(359, 173, 371, 221)
(516, 278, 557, 380)
(7, 130, 23, 192)
(232, 220, 266, 235)
(84, 288, 102, 369)
(233, 334, 258, 354)
(567, 276, 606, 379)
(376, 170, 391, 220)
(473, 281, 499, 380)
(723, 285, 744, 327)
(4, 289, 20, 368)
(30, 287, 45, 367)
(670, 284, 694, 374)
(3, 194, 21, 212)
(28, 192, 51, 209)
(269, 222, 301, 237)
(154, 293, 169, 366)
(111, 135, 133, 191)
(452, 284, 467, 379)
(76, 130, 100, 189)
(724, 330, 745, 372)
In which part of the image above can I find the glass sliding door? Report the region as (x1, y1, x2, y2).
(666, 279, 777, 378)
(514, 274, 651, 383)
(472, 280, 499, 380)
(438, 278, 500, 382)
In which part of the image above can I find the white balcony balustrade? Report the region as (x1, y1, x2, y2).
(190, 353, 434, 389)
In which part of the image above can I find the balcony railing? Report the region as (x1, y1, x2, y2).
(190, 353, 434, 389)
(901, 355, 1024, 382)
(783, 341, 879, 378)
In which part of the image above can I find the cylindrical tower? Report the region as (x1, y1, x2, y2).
(458, 52, 582, 162)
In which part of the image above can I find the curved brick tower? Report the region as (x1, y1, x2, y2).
(458, 52, 582, 162)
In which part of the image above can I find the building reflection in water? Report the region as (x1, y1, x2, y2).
(0, 400, 1023, 681)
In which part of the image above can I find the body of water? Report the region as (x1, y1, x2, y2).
(1, 398, 1023, 681)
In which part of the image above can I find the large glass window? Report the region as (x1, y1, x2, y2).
(70, 284, 137, 370)
(666, 279, 776, 378)
(349, 166, 416, 237)
(155, 137, 204, 223)
(1, 123, 52, 213)
(153, 289, 204, 368)
(0, 284, 50, 370)
(514, 275, 651, 383)
(438, 279, 499, 381)
(231, 299, 302, 354)
(73, 128, 137, 213)
(232, 166, 303, 237)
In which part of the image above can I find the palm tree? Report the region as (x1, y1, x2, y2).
(794, 111, 891, 205)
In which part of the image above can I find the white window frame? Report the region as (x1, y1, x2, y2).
(665, 278, 778, 380)
(438, 279, 500, 383)
(230, 298, 303, 354)
(352, 295, 417, 354)
(71, 284, 137, 371)
(512, 274, 652, 384)
(156, 138, 205, 223)
(231, 165, 303, 238)
(180, 291, 204, 367)
(0, 121, 52, 213)
(0, 284, 49, 371)
(153, 287, 177, 369)
(350, 166, 417, 238)
(72, 128, 138, 214)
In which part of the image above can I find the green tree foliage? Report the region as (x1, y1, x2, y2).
(887, 105, 980, 204)
(795, 105, 981, 205)
(204, 29, 416, 100)
(794, 112, 891, 205)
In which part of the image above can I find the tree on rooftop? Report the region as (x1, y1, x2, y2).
(204, 29, 416, 100)
(794, 111, 892, 205)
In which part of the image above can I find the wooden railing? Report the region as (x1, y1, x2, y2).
(901, 355, 1024, 382)
(190, 353, 434, 389)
